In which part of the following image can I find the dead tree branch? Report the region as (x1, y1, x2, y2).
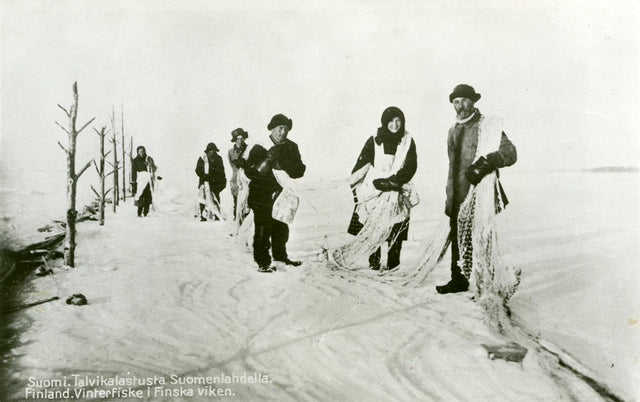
(57, 81, 95, 267)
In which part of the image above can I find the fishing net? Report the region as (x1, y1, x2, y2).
(195, 182, 226, 221)
(193, 153, 227, 221)
(323, 183, 418, 271)
(233, 170, 251, 228)
(230, 118, 520, 317)
(380, 217, 451, 285)
(458, 172, 521, 333)
(380, 117, 520, 325)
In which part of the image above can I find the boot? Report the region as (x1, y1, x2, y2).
(258, 265, 276, 273)
(275, 258, 302, 266)
(387, 240, 403, 269)
(369, 248, 381, 270)
(436, 276, 469, 294)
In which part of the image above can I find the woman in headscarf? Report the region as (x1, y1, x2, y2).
(131, 145, 156, 217)
(196, 142, 227, 221)
(348, 106, 418, 270)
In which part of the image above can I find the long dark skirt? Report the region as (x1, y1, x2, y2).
(137, 184, 152, 217)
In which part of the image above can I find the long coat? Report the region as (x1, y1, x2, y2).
(446, 110, 517, 217)
(196, 153, 226, 194)
(132, 155, 155, 179)
(131, 155, 156, 195)
(244, 137, 306, 211)
(228, 143, 248, 197)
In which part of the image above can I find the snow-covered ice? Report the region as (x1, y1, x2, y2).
(2, 168, 638, 401)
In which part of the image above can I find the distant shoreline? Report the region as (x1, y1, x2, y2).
(582, 166, 639, 173)
(545, 167, 640, 174)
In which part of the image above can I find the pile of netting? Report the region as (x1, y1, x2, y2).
(456, 172, 521, 333)
(385, 116, 521, 333)
(325, 190, 402, 269)
(231, 161, 519, 299)
(230, 166, 369, 253)
(194, 181, 226, 221)
(231, 164, 420, 274)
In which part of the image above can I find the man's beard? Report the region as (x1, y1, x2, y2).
(457, 109, 474, 119)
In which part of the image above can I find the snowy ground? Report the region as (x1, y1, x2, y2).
(2, 170, 639, 401)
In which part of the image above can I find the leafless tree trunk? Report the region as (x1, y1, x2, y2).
(109, 108, 120, 212)
(55, 82, 95, 267)
(121, 103, 127, 202)
(91, 126, 113, 226)
(129, 137, 134, 196)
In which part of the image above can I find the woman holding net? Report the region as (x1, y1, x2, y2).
(346, 106, 418, 271)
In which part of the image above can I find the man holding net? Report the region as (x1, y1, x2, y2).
(244, 114, 306, 273)
(436, 84, 517, 294)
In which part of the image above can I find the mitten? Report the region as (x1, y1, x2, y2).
(267, 150, 282, 170)
(465, 156, 494, 185)
(372, 178, 402, 192)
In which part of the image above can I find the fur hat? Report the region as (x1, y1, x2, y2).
(230, 128, 249, 142)
(449, 84, 481, 103)
(204, 142, 219, 153)
(267, 114, 293, 131)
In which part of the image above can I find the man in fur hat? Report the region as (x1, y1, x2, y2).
(437, 84, 517, 294)
(196, 142, 226, 221)
(227, 127, 249, 221)
(244, 114, 306, 273)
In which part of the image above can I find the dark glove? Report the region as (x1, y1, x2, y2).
(465, 156, 494, 185)
(485, 152, 504, 168)
(267, 150, 282, 170)
(235, 158, 246, 169)
(256, 157, 272, 174)
(372, 178, 402, 192)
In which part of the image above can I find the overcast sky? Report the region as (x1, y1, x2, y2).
(1, 0, 639, 182)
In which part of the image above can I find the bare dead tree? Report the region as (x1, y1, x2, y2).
(121, 103, 127, 202)
(110, 107, 119, 210)
(91, 126, 113, 226)
(129, 136, 134, 196)
(109, 108, 120, 212)
(55, 82, 95, 267)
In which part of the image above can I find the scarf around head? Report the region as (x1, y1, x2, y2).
(375, 106, 405, 146)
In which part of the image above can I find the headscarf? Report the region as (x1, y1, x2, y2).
(375, 106, 405, 146)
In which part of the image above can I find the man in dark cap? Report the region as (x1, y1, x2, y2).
(436, 84, 517, 294)
(227, 128, 249, 221)
(244, 113, 306, 273)
(196, 142, 226, 221)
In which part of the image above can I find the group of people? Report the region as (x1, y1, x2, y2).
(194, 114, 307, 273)
(132, 83, 518, 294)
